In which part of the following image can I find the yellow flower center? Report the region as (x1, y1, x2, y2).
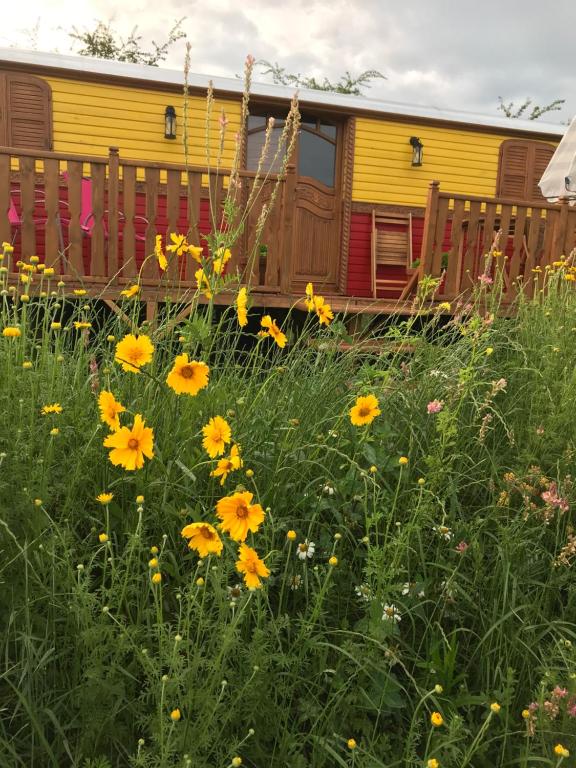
(245, 559, 257, 573)
(128, 438, 139, 449)
(298, 543, 308, 552)
(236, 503, 249, 519)
(358, 406, 371, 417)
(200, 526, 214, 540)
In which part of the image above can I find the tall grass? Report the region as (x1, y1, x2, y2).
(0, 258, 575, 767)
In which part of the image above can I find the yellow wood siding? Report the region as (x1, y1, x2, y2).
(44, 75, 241, 166)
(353, 117, 558, 206)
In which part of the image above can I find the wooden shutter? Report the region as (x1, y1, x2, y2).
(497, 139, 555, 202)
(0, 71, 52, 150)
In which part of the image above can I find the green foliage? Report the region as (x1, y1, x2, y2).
(69, 19, 186, 66)
(497, 95, 566, 120)
(256, 61, 385, 95)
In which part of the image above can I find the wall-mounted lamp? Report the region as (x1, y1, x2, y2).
(164, 106, 177, 140)
(409, 136, 423, 166)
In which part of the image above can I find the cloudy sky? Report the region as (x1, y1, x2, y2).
(2, 0, 574, 124)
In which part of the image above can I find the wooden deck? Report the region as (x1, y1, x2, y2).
(2, 145, 576, 317)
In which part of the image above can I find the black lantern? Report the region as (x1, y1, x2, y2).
(409, 136, 423, 166)
(164, 106, 177, 139)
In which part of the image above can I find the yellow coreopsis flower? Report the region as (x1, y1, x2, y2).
(166, 354, 209, 396)
(170, 708, 181, 722)
(103, 414, 154, 471)
(430, 711, 444, 727)
(194, 267, 212, 299)
(202, 415, 232, 458)
(216, 490, 265, 541)
(236, 287, 248, 328)
(188, 244, 204, 262)
(73, 289, 87, 296)
(181, 521, 223, 557)
(98, 390, 126, 431)
(167, 233, 190, 257)
(74, 321, 92, 330)
(313, 295, 334, 326)
(120, 284, 140, 299)
(2, 327, 21, 338)
(96, 492, 114, 505)
(305, 282, 315, 311)
(41, 403, 63, 415)
(114, 333, 154, 373)
(210, 444, 243, 485)
(213, 247, 231, 275)
(554, 744, 569, 758)
(349, 394, 381, 426)
(155, 234, 168, 271)
(260, 315, 287, 348)
(235, 543, 270, 589)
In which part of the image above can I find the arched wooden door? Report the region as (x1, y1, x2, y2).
(246, 112, 344, 293)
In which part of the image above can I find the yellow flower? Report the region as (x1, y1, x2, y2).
(103, 414, 154, 471)
(329, 556, 338, 566)
(437, 301, 451, 311)
(50, 322, 62, 330)
(347, 739, 357, 750)
(136, 495, 145, 504)
(44, 267, 55, 277)
(151, 572, 162, 584)
(170, 708, 181, 722)
(236, 287, 248, 328)
(202, 415, 232, 458)
(188, 244, 204, 262)
(210, 444, 243, 485)
(434, 684, 443, 694)
(216, 490, 265, 541)
(20, 274, 30, 283)
(430, 711, 443, 727)
(313, 295, 334, 326)
(74, 321, 92, 330)
(98, 390, 126, 431)
(213, 247, 231, 275)
(235, 543, 270, 589)
(245, 468, 254, 478)
(2, 242, 14, 253)
(96, 492, 114, 505)
(369, 465, 377, 474)
(150, 545, 158, 554)
(148, 557, 159, 568)
(50, 427, 59, 436)
(260, 315, 287, 348)
(485, 347, 494, 356)
(196, 577, 205, 586)
(166, 354, 209, 396)
(20, 295, 30, 303)
(194, 267, 212, 299)
(155, 234, 168, 271)
(305, 282, 315, 311)
(22, 361, 33, 369)
(98, 532, 109, 543)
(287, 530, 297, 541)
(41, 403, 63, 415)
(490, 702, 501, 713)
(427, 760, 439, 768)
(166, 233, 190, 257)
(2, 327, 21, 338)
(231, 758, 242, 767)
(521, 709, 530, 719)
(73, 289, 87, 296)
(399, 456, 409, 466)
(554, 744, 569, 758)
(106, 334, 115, 342)
(349, 394, 381, 426)
(181, 521, 223, 557)
(34, 498, 43, 507)
(115, 333, 154, 373)
(120, 284, 140, 299)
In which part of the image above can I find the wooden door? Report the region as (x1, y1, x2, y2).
(0, 71, 52, 150)
(290, 118, 341, 292)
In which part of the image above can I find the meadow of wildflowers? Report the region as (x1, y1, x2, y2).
(1, 55, 576, 768)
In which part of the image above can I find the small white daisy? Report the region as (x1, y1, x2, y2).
(322, 484, 335, 496)
(433, 524, 453, 541)
(382, 603, 402, 623)
(297, 540, 316, 560)
(401, 582, 413, 596)
(355, 583, 373, 602)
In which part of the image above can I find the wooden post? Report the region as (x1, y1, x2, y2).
(419, 181, 440, 276)
(551, 197, 569, 262)
(280, 163, 297, 294)
(108, 147, 120, 284)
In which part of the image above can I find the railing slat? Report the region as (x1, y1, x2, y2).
(66, 160, 84, 277)
(508, 207, 528, 298)
(43, 158, 60, 266)
(0, 155, 11, 246)
(90, 163, 106, 276)
(461, 200, 482, 290)
(142, 167, 160, 279)
(166, 168, 181, 282)
(186, 171, 202, 281)
(20, 157, 36, 257)
(108, 148, 119, 282)
(121, 165, 137, 278)
(444, 197, 465, 296)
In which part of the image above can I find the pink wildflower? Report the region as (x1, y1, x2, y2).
(479, 274, 493, 286)
(427, 399, 444, 414)
(567, 698, 576, 717)
(541, 483, 569, 513)
(552, 686, 568, 699)
(455, 541, 469, 553)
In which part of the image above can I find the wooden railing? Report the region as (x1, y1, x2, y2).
(419, 181, 576, 302)
(0, 146, 293, 292)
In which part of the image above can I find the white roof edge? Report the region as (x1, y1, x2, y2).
(0, 47, 566, 138)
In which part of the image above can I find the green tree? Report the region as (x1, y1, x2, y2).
(68, 19, 186, 67)
(497, 96, 565, 120)
(257, 60, 385, 95)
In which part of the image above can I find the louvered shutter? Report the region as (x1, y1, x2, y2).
(531, 143, 555, 201)
(497, 139, 556, 202)
(0, 72, 52, 150)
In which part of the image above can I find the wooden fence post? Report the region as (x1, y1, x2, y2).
(551, 197, 569, 263)
(108, 147, 119, 284)
(280, 163, 297, 294)
(419, 181, 440, 275)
